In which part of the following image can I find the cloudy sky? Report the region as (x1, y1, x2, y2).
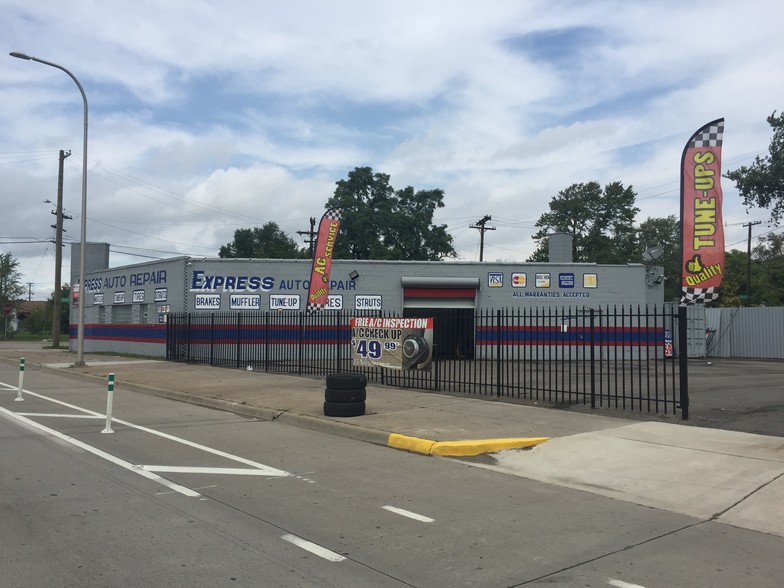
(2, 0, 782, 299)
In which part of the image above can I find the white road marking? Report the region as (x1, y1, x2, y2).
(281, 534, 346, 562)
(608, 579, 648, 588)
(382, 505, 435, 523)
(2, 384, 291, 477)
(16, 413, 102, 419)
(0, 406, 200, 497)
(140, 465, 286, 476)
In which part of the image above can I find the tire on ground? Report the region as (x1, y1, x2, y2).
(324, 386, 367, 403)
(325, 372, 367, 390)
(323, 400, 366, 417)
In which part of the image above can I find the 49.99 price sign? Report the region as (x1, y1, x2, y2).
(350, 317, 434, 371)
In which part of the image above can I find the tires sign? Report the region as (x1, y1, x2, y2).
(350, 317, 434, 371)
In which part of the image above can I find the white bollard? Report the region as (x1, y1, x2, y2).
(15, 357, 25, 402)
(101, 373, 115, 434)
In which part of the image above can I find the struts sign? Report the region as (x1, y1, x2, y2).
(306, 208, 342, 314)
(680, 118, 725, 304)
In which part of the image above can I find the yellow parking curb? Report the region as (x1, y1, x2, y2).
(387, 433, 436, 455)
(387, 433, 549, 456)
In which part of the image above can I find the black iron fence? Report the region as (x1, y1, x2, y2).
(167, 305, 685, 417)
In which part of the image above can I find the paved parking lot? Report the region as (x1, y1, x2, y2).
(558, 358, 784, 437)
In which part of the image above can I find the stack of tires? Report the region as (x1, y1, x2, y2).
(324, 372, 367, 417)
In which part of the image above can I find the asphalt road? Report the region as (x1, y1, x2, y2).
(1, 365, 782, 587)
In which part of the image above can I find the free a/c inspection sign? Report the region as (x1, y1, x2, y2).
(350, 317, 433, 371)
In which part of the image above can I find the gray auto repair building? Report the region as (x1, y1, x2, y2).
(68, 235, 665, 358)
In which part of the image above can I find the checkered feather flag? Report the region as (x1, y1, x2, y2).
(681, 286, 720, 305)
(680, 118, 725, 306)
(305, 208, 342, 315)
(687, 121, 724, 149)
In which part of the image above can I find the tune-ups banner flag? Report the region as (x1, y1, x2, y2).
(305, 208, 342, 314)
(680, 118, 725, 304)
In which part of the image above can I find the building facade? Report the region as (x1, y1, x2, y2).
(69, 241, 664, 358)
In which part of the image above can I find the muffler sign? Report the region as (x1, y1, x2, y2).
(350, 317, 434, 371)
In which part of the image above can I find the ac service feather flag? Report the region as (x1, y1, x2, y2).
(680, 118, 725, 304)
(306, 208, 342, 314)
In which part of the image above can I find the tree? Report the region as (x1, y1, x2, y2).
(636, 215, 681, 302)
(725, 111, 784, 222)
(17, 283, 72, 336)
(711, 234, 784, 307)
(749, 233, 784, 305)
(1, 252, 25, 338)
(325, 167, 456, 260)
(528, 181, 639, 263)
(218, 222, 307, 259)
(383, 185, 455, 260)
(51, 283, 70, 336)
(1, 252, 25, 308)
(717, 249, 747, 307)
(19, 304, 48, 335)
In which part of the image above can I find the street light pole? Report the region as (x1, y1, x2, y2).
(11, 52, 89, 366)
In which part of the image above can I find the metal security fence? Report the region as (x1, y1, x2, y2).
(167, 305, 685, 417)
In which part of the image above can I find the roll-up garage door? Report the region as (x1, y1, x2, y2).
(401, 276, 479, 309)
(401, 277, 478, 359)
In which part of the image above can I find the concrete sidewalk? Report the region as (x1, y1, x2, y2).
(1, 342, 782, 539)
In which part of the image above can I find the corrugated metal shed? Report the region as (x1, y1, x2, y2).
(706, 307, 784, 359)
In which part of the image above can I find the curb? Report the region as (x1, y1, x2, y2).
(1, 356, 550, 457)
(388, 433, 550, 456)
(0, 356, 399, 448)
(276, 412, 392, 447)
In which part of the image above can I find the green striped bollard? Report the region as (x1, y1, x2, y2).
(15, 357, 25, 402)
(101, 373, 115, 434)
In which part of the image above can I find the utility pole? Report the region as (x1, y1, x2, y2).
(743, 220, 761, 307)
(470, 215, 495, 262)
(297, 217, 317, 257)
(51, 149, 71, 348)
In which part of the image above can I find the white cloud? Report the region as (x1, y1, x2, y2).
(1, 0, 782, 297)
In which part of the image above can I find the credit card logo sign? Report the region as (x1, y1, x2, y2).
(512, 273, 527, 288)
(558, 273, 575, 288)
(488, 273, 503, 287)
(535, 273, 551, 288)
